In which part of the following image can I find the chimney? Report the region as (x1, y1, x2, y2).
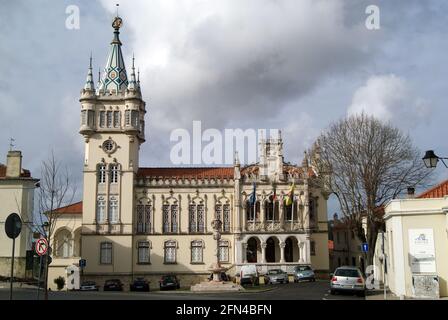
(6, 150, 22, 178)
(407, 186, 415, 199)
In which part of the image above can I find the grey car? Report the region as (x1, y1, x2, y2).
(330, 266, 366, 297)
(294, 265, 316, 282)
(265, 269, 289, 284)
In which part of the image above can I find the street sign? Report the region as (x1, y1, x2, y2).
(361, 243, 369, 253)
(5, 213, 22, 239)
(79, 259, 86, 268)
(35, 238, 48, 256)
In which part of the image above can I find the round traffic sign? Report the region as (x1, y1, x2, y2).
(35, 238, 49, 256)
(5, 213, 22, 239)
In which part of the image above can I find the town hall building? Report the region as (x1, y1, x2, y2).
(49, 15, 330, 289)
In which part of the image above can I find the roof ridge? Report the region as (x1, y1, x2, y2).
(417, 179, 448, 198)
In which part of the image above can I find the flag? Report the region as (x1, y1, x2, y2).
(271, 184, 277, 202)
(285, 182, 295, 206)
(249, 182, 257, 205)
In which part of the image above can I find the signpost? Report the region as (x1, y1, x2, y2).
(4, 213, 22, 301)
(35, 237, 49, 300)
(361, 243, 369, 253)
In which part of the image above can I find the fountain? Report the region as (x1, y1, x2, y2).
(190, 218, 244, 292)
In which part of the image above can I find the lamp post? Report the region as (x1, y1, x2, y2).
(422, 150, 448, 168)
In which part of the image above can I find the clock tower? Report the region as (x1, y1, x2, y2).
(79, 16, 146, 272)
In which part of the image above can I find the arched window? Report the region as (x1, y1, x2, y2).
(246, 200, 260, 221)
(218, 240, 229, 263)
(96, 195, 106, 223)
(216, 203, 230, 232)
(163, 204, 178, 233)
(164, 240, 177, 264)
(110, 164, 119, 184)
(266, 196, 279, 221)
(137, 241, 150, 264)
(98, 164, 106, 184)
(191, 240, 204, 263)
(55, 229, 73, 258)
(189, 203, 204, 233)
(285, 199, 298, 221)
(136, 202, 152, 234)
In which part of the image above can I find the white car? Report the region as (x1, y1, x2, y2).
(330, 266, 366, 297)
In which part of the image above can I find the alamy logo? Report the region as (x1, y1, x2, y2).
(170, 121, 279, 165)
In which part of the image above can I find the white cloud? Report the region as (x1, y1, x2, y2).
(347, 74, 430, 128)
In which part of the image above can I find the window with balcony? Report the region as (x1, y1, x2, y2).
(189, 204, 205, 233)
(136, 203, 151, 234)
(163, 204, 178, 233)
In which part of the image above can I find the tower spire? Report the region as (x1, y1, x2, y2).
(127, 53, 138, 91)
(83, 53, 95, 91)
(98, 14, 128, 94)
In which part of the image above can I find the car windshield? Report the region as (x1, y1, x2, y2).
(163, 276, 175, 282)
(296, 266, 311, 271)
(268, 270, 282, 274)
(106, 280, 119, 284)
(82, 281, 95, 286)
(335, 269, 360, 278)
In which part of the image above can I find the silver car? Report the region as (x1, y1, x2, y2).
(265, 269, 289, 284)
(330, 266, 366, 297)
(294, 265, 316, 282)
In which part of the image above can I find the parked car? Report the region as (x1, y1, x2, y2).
(103, 279, 124, 291)
(208, 272, 230, 282)
(80, 281, 99, 291)
(330, 266, 366, 297)
(159, 275, 180, 290)
(239, 265, 259, 286)
(265, 269, 289, 284)
(130, 277, 150, 292)
(294, 265, 316, 282)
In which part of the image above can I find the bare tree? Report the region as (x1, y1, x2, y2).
(36, 152, 75, 300)
(313, 113, 431, 266)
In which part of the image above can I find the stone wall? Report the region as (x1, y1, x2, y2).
(0, 257, 27, 279)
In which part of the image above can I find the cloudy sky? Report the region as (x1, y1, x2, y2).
(1, 0, 447, 212)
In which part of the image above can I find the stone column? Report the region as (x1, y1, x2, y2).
(279, 200, 284, 229)
(299, 242, 305, 263)
(279, 241, 286, 263)
(260, 200, 266, 230)
(305, 234, 311, 264)
(242, 243, 248, 263)
(242, 204, 247, 232)
(261, 242, 267, 264)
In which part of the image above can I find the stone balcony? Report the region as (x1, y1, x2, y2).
(244, 221, 306, 232)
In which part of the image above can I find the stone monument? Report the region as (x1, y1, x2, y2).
(190, 218, 244, 292)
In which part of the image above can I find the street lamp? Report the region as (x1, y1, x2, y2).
(422, 150, 448, 168)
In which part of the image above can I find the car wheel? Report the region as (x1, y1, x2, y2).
(330, 289, 336, 295)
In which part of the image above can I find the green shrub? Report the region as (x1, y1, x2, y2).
(54, 276, 65, 291)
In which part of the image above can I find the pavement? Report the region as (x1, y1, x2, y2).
(0, 280, 366, 300)
(2, 280, 446, 300)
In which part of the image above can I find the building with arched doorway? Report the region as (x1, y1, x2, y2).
(46, 15, 331, 289)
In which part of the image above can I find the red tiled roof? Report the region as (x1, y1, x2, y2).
(0, 164, 31, 178)
(417, 180, 448, 199)
(137, 167, 234, 179)
(53, 201, 83, 214)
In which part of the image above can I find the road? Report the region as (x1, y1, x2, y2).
(0, 280, 365, 300)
